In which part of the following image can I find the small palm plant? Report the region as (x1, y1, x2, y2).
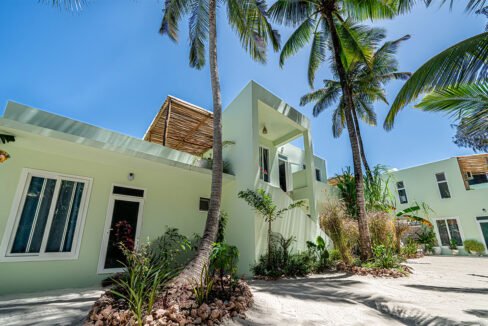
(238, 189, 304, 268)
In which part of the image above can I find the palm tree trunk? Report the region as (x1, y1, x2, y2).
(267, 219, 272, 269)
(352, 108, 373, 180)
(323, 9, 372, 261)
(176, 0, 223, 283)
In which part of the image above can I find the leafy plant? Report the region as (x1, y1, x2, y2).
(368, 211, 396, 249)
(416, 225, 437, 253)
(111, 243, 174, 326)
(464, 239, 485, 254)
(238, 189, 304, 268)
(449, 239, 458, 250)
(329, 249, 341, 263)
(193, 264, 214, 305)
(370, 242, 400, 269)
(400, 238, 418, 259)
(216, 211, 229, 243)
(306, 236, 329, 272)
(335, 168, 357, 218)
(210, 242, 239, 295)
(150, 227, 194, 269)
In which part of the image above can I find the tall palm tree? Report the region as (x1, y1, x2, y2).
(300, 31, 410, 179)
(160, 0, 279, 282)
(269, 0, 400, 261)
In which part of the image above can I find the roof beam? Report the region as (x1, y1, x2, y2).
(273, 129, 303, 147)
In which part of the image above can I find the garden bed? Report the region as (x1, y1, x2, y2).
(87, 276, 253, 326)
(337, 262, 412, 278)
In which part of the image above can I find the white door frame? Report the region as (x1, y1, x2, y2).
(278, 155, 293, 192)
(97, 188, 145, 274)
(476, 217, 488, 251)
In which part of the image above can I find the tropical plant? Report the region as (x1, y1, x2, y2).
(160, 0, 279, 283)
(449, 239, 458, 250)
(210, 242, 239, 295)
(300, 33, 410, 178)
(111, 243, 175, 326)
(463, 239, 486, 254)
(395, 202, 434, 226)
(151, 227, 193, 269)
(306, 235, 329, 272)
(385, 32, 488, 141)
(370, 239, 400, 269)
(367, 211, 396, 249)
(335, 167, 357, 217)
(238, 189, 304, 268)
(269, 0, 404, 261)
(415, 83, 488, 151)
(400, 237, 418, 259)
(193, 263, 214, 305)
(416, 225, 437, 252)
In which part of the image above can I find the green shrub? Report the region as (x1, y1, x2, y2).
(370, 242, 400, 269)
(368, 211, 396, 248)
(111, 243, 175, 326)
(416, 225, 437, 253)
(306, 236, 329, 272)
(464, 239, 485, 253)
(284, 252, 314, 276)
(210, 242, 239, 295)
(401, 237, 418, 258)
(329, 249, 341, 262)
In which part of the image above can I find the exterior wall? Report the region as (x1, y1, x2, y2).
(389, 158, 488, 255)
(0, 134, 232, 294)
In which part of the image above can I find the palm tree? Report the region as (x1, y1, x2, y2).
(160, 0, 280, 282)
(384, 32, 488, 130)
(415, 83, 488, 151)
(300, 31, 410, 179)
(238, 189, 304, 268)
(269, 0, 400, 261)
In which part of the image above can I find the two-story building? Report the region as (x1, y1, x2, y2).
(0, 81, 328, 295)
(390, 154, 488, 255)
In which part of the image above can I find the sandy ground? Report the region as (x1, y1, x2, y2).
(0, 256, 487, 326)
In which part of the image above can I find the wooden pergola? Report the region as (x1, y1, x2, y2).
(144, 96, 213, 156)
(457, 154, 488, 189)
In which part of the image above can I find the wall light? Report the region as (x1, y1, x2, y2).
(262, 125, 268, 135)
(0, 150, 10, 164)
(128, 172, 135, 181)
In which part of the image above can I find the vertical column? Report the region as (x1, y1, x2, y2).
(303, 129, 318, 221)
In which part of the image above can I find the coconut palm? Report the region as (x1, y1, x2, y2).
(269, 0, 401, 260)
(300, 31, 410, 178)
(385, 32, 488, 130)
(160, 0, 279, 282)
(416, 83, 488, 151)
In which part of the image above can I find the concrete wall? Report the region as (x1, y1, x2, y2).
(389, 158, 488, 255)
(0, 133, 234, 294)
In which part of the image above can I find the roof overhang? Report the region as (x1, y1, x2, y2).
(144, 96, 213, 156)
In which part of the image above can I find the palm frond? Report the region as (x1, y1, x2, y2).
(42, 0, 85, 10)
(385, 32, 488, 130)
(188, 0, 210, 69)
(267, 0, 316, 27)
(308, 30, 327, 88)
(279, 18, 315, 66)
(342, 0, 398, 21)
(332, 99, 346, 138)
(160, 0, 192, 42)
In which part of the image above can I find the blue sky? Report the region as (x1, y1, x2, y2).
(0, 1, 484, 176)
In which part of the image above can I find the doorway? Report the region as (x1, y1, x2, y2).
(477, 216, 488, 250)
(278, 155, 292, 192)
(98, 186, 144, 273)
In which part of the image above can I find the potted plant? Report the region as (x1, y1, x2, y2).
(449, 239, 459, 255)
(463, 239, 485, 256)
(416, 225, 439, 255)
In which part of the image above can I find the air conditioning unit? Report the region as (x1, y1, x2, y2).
(466, 171, 474, 180)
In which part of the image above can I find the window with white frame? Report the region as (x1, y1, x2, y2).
(259, 146, 270, 182)
(4, 170, 90, 259)
(315, 168, 322, 182)
(435, 218, 462, 246)
(435, 172, 451, 198)
(396, 181, 408, 204)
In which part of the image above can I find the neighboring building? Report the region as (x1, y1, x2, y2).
(390, 154, 488, 255)
(0, 81, 328, 295)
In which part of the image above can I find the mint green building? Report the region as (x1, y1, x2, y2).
(0, 81, 328, 295)
(390, 155, 488, 255)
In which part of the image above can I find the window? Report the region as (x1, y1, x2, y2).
(259, 146, 270, 182)
(199, 198, 210, 211)
(435, 218, 463, 246)
(315, 169, 322, 182)
(3, 170, 90, 260)
(113, 186, 144, 198)
(396, 181, 408, 204)
(435, 172, 451, 198)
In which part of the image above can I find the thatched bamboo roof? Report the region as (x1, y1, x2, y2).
(457, 154, 488, 174)
(144, 96, 213, 156)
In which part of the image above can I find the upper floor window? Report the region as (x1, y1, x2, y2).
(259, 146, 270, 182)
(315, 169, 322, 182)
(396, 181, 408, 204)
(435, 172, 451, 198)
(2, 170, 91, 261)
